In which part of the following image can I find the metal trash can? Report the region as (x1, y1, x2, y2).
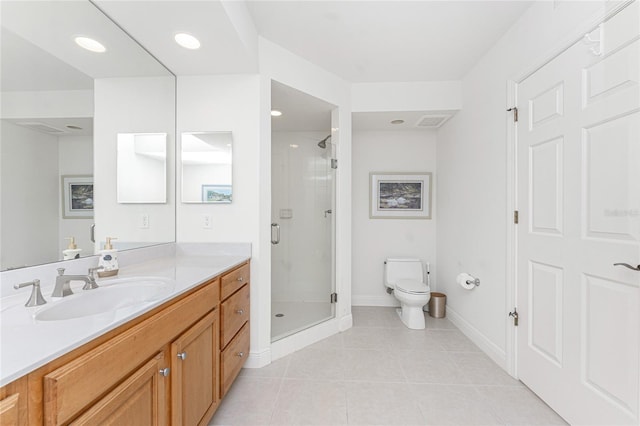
(428, 292, 446, 318)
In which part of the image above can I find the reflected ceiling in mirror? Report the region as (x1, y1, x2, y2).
(117, 133, 167, 204)
(0, 1, 175, 271)
(181, 132, 233, 203)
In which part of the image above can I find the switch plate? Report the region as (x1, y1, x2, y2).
(140, 214, 149, 229)
(203, 214, 212, 229)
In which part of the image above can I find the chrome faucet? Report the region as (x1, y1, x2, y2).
(52, 267, 101, 297)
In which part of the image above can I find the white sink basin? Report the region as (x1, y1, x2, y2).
(34, 277, 175, 322)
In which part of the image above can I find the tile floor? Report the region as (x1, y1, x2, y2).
(210, 306, 566, 426)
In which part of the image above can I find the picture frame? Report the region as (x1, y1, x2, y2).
(369, 172, 432, 219)
(202, 184, 232, 203)
(61, 175, 94, 219)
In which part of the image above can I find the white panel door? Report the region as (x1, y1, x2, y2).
(516, 3, 640, 424)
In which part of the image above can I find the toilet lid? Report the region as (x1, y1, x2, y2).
(396, 279, 429, 294)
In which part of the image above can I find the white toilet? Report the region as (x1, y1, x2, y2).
(384, 258, 431, 329)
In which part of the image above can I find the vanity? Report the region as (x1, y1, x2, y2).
(0, 245, 251, 425)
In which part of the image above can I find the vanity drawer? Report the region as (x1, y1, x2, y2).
(221, 284, 249, 348)
(220, 322, 249, 397)
(221, 263, 249, 300)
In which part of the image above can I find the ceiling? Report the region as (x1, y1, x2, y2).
(90, 0, 532, 83)
(271, 81, 333, 132)
(246, 1, 533, 82)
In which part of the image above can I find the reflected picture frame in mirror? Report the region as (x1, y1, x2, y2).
(181, 132, 233, 203)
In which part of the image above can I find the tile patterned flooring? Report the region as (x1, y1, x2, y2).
(210, 306, 566, 425)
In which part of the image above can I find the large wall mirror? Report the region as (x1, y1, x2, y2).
(0, 1, 176, 271)
(181, 132, 233, 203)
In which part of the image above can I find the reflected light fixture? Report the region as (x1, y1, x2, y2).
(175, 33, 201, 50)
(271, 110, 283, 117)
(391, 119, 405, 125)
(74, 36, 106, 53)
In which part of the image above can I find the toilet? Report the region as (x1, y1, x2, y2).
(384, 258, 431, 329)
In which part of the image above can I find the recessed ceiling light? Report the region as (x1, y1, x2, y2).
(74, 36, 106, 53)
(271, 110, 283, 117)
(391, 119, 405, 125)
(174, 33, 201, 50)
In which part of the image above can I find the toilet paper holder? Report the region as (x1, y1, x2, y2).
(466, 276, 480, 287)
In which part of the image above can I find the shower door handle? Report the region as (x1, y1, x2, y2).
(271, 223, 280, 245)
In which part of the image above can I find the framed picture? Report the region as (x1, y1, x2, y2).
(61, 175, 94, 219)
(370, 172, 432, 219)
(202, 184, 232, 203)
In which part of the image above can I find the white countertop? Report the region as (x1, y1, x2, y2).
(0, 245, 250, 387)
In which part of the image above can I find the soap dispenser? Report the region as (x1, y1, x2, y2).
(97, 237, 119, 277)
(62, 237, 82, 260)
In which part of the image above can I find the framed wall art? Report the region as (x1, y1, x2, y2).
(369, 172, 432, 219)
(61, 175, 94, 218)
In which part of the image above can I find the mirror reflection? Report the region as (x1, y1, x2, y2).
(117, 133, 167, 204)
(0, 1, 176, 271)
(181, 132, 233, 203)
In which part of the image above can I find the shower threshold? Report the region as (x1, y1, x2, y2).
(271, 301, 333, 342)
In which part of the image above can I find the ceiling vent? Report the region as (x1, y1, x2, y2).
(415, 114, 452, 128)
(16, 122, 66, 134)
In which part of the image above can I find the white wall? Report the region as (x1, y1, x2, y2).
(436, 0, 617, 368)
(176, 74, 263, 361)
(271, 131, 332, 303)
(94, 76, 175, 251)
(352, 130, 437, 306)
(58, 135, 93, 258)
(0, 121, 59, 269)
(351, 81, 461, 112)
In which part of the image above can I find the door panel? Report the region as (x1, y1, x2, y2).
(516, 2, 640, 424)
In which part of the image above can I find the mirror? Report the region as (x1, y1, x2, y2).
(181, 132, 233, 203)
(0, 1, 176, 271)
(117, 133, 167, 203)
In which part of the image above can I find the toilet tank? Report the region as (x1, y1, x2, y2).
(384, 258, 424, 286)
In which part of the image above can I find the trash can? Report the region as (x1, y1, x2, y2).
(428, 292, 446, 318)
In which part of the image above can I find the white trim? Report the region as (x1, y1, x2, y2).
(244, 348, 271, 369)
(447, 307, 508, 370)
(270, 317, 342, 361)
(505, 79, 518, 378)
(351, 295, 399, 307)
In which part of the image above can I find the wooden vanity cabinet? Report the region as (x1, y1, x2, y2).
(0, 261, 250, 426)
(171, 310, 219, 426)
(0, 376, 28, 425)
(220, 263, 250, 397)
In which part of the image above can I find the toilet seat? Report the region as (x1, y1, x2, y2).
(395, 279, 429, 295)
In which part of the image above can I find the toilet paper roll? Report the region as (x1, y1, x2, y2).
(457, 273, 476, 290)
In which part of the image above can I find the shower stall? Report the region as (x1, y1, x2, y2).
(271, 129, 336, 342)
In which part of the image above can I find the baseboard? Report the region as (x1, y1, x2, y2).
(339, 313, 353, 331)
(352, 295, 398, 307)
(446, 306, 508, 371)
(243, 347, 271, 369)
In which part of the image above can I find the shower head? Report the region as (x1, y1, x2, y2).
(318, 135, 331, 149)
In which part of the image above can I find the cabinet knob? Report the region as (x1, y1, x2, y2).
(177, 352, 187, 360)
(236, 309, 244, 315)
(236, 352, 244, 357)
(237, 276, 244, 282)
(159, 367, 170, 377)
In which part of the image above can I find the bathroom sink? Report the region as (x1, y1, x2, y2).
(34, 277, 175, 322)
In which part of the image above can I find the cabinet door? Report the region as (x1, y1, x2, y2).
(0, 394, 20, 425)
(171, 310, 219, 426)
(71, 352, 167, 426)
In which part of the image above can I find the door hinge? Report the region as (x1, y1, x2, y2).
(330, 293, 338, 303)
(513, 210, 519, 224)
(331, 158, 338, 169)
(509, 308, 519, 326)
(507, 107, 518, 122)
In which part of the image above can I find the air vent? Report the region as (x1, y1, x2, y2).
(16, 122, 65, 134)
(415, 114, 452, 128)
